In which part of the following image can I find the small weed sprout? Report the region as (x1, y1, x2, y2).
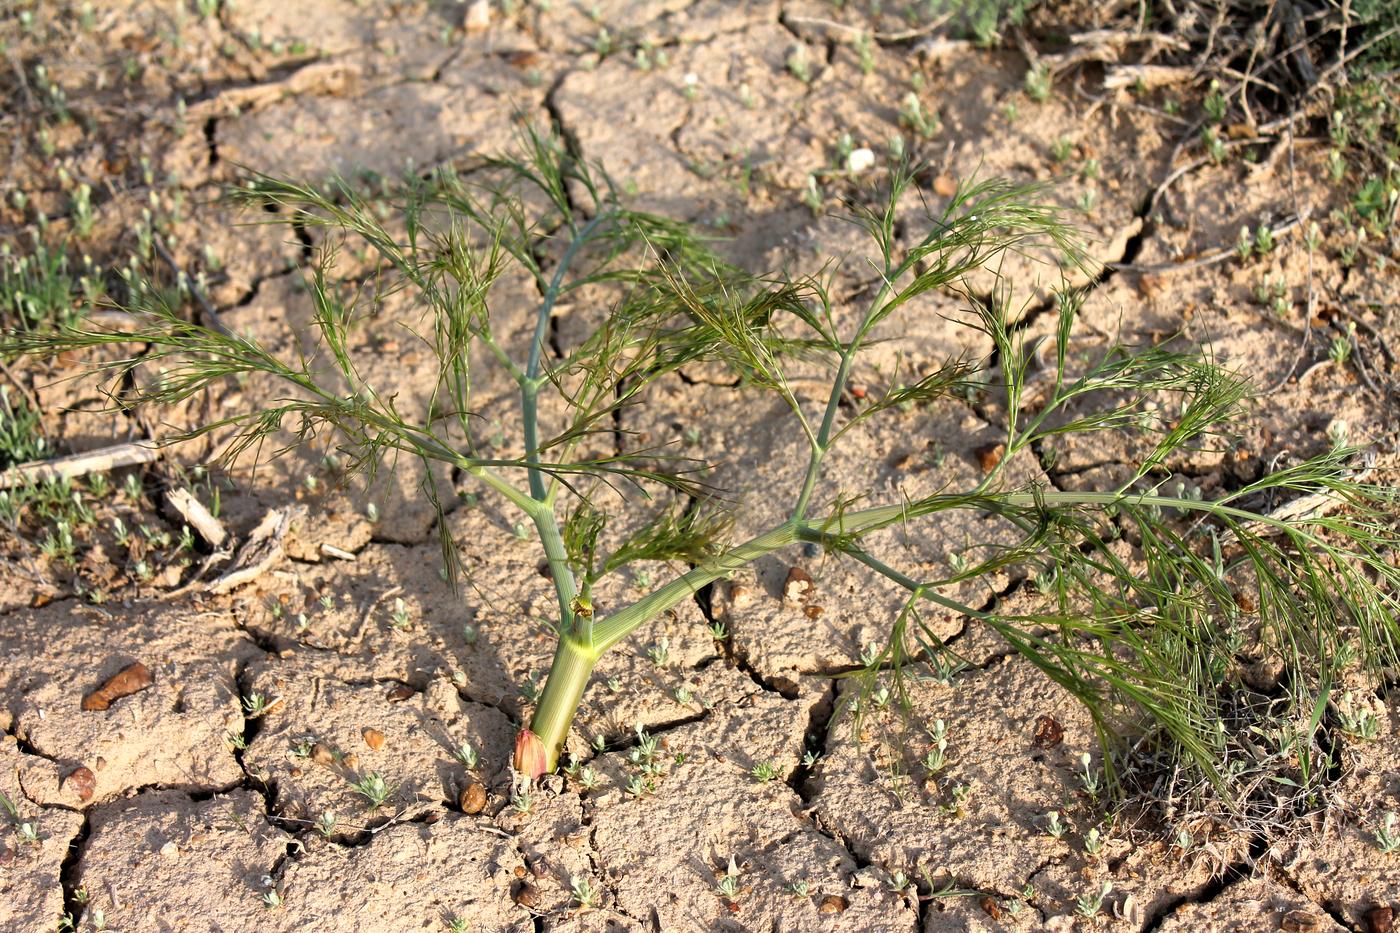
(923, 719, 949, 772)
(352, 772, 393, 809)
(510, 785, 534, 815)
(1083, 826, 1104, 856)
(898, 92, 940, 138)
(262, 891, 284, 910)
(707, 620, 728, 640)
(1079, 752, 1100, 797)
(1375, 812, 1400, 854)
(786, 45, 813, 84)
(646, 636, 670, 668)
(789, 879, 810, 897)
(1235, 226, 1254, 260)
(1075, 881, 1112, 918)
(570, 875, 601, 909)
(453, 742, 480, 769)
(715, 856, 742, 899)
(1203, 80, 1227, 122)
(1024, 65, 1052, 102)
(242, 692, 276, 718)
(577, 766, 600, 790)
(1044, 810, 1066, 839)
(750, 761, 779, 783)
(390, 597, 412, 630)
(315, 811, 337, 837)
(1338, 706, 1380, 741)
(1330, 332, 1354, 365)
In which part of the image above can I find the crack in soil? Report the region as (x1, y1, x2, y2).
(784, 678, 834, 800)
(56, 809, 92, 930)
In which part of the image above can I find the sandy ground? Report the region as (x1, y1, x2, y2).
(2, 1, 1399, 931)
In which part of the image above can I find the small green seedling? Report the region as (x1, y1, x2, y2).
(1044, 810, 1066, 840)
(750, 761, 779, 783)
(1079, 752, 1101, 798)
(352, 771, 393, 809)
(923, 719, 949, 772)
(570, 875, 601, 909)
(242, 692, 277, 718)
(315, 811, 337, 837)
(453, 742, 479, 769)
(1075, 881, 1112, 918)
(1376, 812, 1400, 854)
(715, 856, 742, 899)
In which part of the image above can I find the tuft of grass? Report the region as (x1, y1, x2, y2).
(5, 125, 1398, 817)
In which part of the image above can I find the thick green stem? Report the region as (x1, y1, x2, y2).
(522, 522, 801, 772)
(533, 507, 578, 632)
(527, 636, 597, 772)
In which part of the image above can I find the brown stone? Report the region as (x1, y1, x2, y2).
(341, 752, 359, 771)
(81, 661, 153, 711)
(1368, 906, 1394, 933)
(1031, 714, 1064, 749)
(362, 728, 385, 751)
(459, 782, 487, 815)
(385, 684, 415, 702)
(818, 894, 848, 914)
(62, 766, 96, 802)
(979, 896, 1002, 919)
(310, 743, 335, 766)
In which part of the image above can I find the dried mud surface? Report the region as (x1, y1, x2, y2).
(3, 1, 1400, 931)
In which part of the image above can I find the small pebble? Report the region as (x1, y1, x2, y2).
(385, 684, 415, 702)
(363, 728, 386, 751)
(342, 752, 360, 770)
(159, 841, 178, 859)
(818, 894, 848, 914)
(62, 766, 96, 802)
(1367, 906, 1394, 933)
(310, 743, 335, 766)
(459, 782, 487, 815)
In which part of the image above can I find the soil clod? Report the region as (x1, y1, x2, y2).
(81, 661, 153, 711)
(1280, 910, 1322, 933)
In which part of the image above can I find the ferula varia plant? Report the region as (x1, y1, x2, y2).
(8, 127, 1399, 792)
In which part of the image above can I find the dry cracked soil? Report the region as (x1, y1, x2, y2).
(1, 1, 1399, 932)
